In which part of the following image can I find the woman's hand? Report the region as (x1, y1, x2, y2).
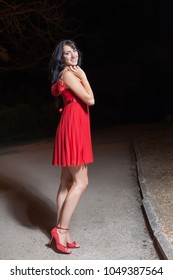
(68, 66, 86, 80)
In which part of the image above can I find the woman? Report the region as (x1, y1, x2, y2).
(49, 39, 95, 254)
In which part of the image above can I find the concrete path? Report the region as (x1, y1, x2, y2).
(0, 126, 159, 260)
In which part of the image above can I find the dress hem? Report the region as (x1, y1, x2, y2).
(52, 161, 94, 167)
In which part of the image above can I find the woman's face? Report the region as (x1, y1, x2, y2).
(62, 44, 79, 67)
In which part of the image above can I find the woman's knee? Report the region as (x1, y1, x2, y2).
(76, 176, 89, 192)
(69, 165, 89, 192)
(60, 168, 73, 189)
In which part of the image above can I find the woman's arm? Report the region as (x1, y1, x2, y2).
(62, 66, 95, 106)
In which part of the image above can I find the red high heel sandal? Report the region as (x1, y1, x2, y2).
(49, 226, 72, 254)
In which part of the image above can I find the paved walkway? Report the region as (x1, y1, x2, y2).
(0, 127, 159, 259)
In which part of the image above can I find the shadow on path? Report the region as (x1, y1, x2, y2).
(0, 174, 56, 237)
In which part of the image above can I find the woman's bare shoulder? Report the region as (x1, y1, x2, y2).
(63, 69, 78, 83)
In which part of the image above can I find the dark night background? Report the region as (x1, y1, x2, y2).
(0, 0, 172, 143)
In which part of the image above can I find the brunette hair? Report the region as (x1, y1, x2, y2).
(49, 39, 82, 84)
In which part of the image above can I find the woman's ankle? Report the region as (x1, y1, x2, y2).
(56, 225, 69, 235)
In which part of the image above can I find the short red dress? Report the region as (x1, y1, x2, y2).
(51, 80, 94, 167)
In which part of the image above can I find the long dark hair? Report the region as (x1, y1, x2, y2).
(49, 39, 82, 84)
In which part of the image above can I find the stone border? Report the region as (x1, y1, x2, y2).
(133, 141, 173, 260)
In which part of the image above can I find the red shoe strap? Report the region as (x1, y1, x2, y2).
(56, 225, 69, 231)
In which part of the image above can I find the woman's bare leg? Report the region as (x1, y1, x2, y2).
(57, 164, 89, 246)
(56, 167, 73, 225)
(56, 167, 75, 244)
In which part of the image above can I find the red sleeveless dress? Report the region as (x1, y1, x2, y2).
(51, 80, 94, 166)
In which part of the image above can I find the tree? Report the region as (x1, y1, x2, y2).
(0, 0, 81, 73)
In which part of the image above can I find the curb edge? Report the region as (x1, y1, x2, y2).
(133, 140, 173, 260)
